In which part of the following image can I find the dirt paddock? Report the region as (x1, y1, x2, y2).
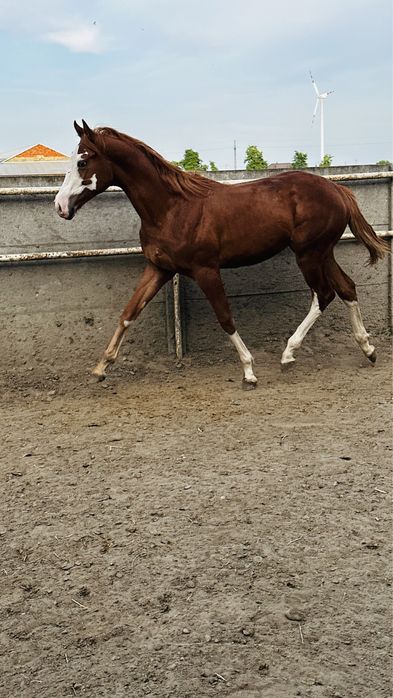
(0, 337, 391, 698)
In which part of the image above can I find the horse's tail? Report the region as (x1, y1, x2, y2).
(338, 184, 389, 265)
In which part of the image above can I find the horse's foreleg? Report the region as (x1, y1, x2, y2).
(92, 263, 173, 380)
(193, 266, 257, 388)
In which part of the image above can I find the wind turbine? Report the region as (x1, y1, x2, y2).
(310, 72, 334, 161)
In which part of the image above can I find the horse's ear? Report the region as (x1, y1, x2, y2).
(82, 119, 96, 143)
(74, 120, 84, 138)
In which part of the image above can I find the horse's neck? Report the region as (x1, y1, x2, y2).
(111, 141, 171, 224)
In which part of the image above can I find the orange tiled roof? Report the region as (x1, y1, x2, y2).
(6, 144, 69, 162)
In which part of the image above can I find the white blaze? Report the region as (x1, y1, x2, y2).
(55, 149, 97, 216)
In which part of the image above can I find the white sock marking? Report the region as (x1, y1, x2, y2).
(230, 331, 257, 383)
(281, 293, 321, 364)
(344, 300, 375, 356)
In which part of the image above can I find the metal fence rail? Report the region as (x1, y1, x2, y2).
(0, 186, 123, 196)
(0, 247, 143, 263)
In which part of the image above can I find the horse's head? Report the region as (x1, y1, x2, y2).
(55, 120, 114, 220)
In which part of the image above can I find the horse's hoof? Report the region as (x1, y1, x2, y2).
(242, 379, 257, 390)
(368, 350, 377, 364)
(91, 368, 106, 382)
(281, 359, 295, 372)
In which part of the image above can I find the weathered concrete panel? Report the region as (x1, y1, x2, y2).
(0, 192, 140, 254)
(0, 257, 167, 370)
(345, 181, 390, 230)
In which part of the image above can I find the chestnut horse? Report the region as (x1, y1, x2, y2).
(55, 120, 388, 387)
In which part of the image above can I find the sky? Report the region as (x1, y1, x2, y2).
(0, 0, 391, 169)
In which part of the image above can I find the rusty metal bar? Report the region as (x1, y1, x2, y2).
(225, 172, 393, 185)
(341, 230, 392, 240)
(324, 172, 393, 181)
(0, 246, 142, 263)
(0, 186, 122, 196)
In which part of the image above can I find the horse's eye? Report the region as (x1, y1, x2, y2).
(78, 160, 87, 169)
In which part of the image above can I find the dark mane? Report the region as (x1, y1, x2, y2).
(94, 127, 215, 199)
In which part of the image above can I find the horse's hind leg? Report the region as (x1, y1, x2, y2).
(281, 292, 321, 365)
(326, 256, 376, 362)
(281, 251, 335, 366)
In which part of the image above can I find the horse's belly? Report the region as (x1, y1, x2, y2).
(218, 226, 289, 268)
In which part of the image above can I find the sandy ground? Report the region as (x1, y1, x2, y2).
(0, 338, 392, 698)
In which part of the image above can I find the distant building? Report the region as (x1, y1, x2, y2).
(268, 162, 292, 170)
(4, 144, 69, 162)
(0, 143, 70, 176)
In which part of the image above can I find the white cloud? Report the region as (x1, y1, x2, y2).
(44, 25, 104, 53)
(0, 2, 108, 53)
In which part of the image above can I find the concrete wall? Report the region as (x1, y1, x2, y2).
(0, 256, 169, 372)
(0, 169, 391, 372)
(0, 191, 139, 254)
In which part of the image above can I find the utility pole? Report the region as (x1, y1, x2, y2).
(233, 140, 237, 171)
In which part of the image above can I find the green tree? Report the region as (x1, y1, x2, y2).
(291, 151, 308, 168)
(179, 148, 205, 171)
(376, 159, 392, 166)
(176, 149, 219, 172)
(319, 154, 333, 167)
(244, 145, 268, 171)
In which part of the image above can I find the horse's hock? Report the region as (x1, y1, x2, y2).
(0, 169, 392, 373)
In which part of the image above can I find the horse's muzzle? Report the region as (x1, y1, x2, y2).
(55, 198, 75, 220)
